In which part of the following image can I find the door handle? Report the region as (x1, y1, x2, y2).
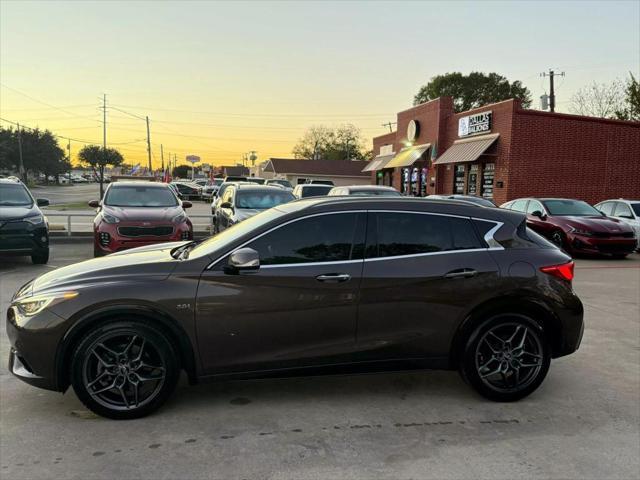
(316, 273, 351, 283)
(443, 268, 477, 279)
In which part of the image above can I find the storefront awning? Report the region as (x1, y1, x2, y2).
(362, 153, 395, 172)
(433, 133, 500, 165)
(386, 144, 431, 169)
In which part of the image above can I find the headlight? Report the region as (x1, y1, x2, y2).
(14, 291, 79, 318)
(570, 227, 593, 237)
(172, 212, 187, 224)
(102, 212, 120, 224)
(24, 214, 44, 225)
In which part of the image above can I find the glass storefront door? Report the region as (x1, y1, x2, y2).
(467, 164, 479, 195)
(481, 163, 495, 199)
(454, 165, 465, 194)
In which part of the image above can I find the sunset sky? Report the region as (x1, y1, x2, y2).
(1, 0, 638, 169)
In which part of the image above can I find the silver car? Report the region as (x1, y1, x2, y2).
(594, 199, 640, 249)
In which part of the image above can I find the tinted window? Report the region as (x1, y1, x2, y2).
(0, 183, 33, 206)
(235, 190, 294, 209)
(543, 199, 601, 216)
(526, 200, 544, 214)
(350, 189, 401, 197)
(104, 185, 178, 207)
(614, 202, 633, 217)
(372, 212, 481, 258)
(631, 204, 640, 216)
(596, 202, 615, 215)
(300, 186, 332, 198)
(510, 199, 528, 212)
(248, 213, 362, 265)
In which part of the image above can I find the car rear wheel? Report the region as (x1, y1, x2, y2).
(70, 321, 179, 419)
(460, 314, 551, 402)
(31, 248, 49, 264)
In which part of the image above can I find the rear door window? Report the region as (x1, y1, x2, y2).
(369, 212, 482, 258)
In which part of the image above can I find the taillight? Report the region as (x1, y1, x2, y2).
(540, 261, 574, 282)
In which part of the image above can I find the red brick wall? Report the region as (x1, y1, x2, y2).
(508, 109, 640, 204)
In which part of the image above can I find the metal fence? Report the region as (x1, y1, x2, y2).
(45, 213, 215, 237)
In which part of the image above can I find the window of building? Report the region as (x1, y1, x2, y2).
(247, 213, 363, 265)
(370, 212, 482, 258)
(481, 163, 495, 199)
(454, 165, 465, 194)
(467, 164, 479, 195)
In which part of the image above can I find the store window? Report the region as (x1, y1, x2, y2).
(454, 165, 465, 194)
(467, 164, 479, 195)
(481, 163, 495, 199)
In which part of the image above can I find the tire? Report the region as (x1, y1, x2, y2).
(459, 314, 551, 402)
(93, 245, 104, 258)
(70, 320, 180, 420)
(31, 248, 49, 264)
(550, 230, 564, 248)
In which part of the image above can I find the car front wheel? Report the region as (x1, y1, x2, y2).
(460, 314, 551, 402)
(31, 248, 49, 264)
(70, 320, 179, 419)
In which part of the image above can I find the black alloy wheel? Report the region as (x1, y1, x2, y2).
(550, 230, 564, 247)
(460, 314, 551, 402)
(71, 321, 179, 419)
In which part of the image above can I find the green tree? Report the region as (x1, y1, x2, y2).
(616, 73, 640, 121)
(292, 124, 368, 161)
(413, 72, 532, 112)
(0, 126, 68, 182)
(78, 145, 123, 198)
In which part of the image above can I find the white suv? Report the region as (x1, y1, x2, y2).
(594, 199, 640, 250)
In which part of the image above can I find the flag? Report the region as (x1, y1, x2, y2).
(130, 163, 140, 175)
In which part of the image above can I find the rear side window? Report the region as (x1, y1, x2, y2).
(596, 202, 615, 216)
(369, 212, 482, 258)
(247, 213, 364, 265)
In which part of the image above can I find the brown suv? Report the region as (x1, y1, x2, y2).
(7, 197, 583, 419)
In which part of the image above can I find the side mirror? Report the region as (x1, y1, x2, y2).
(88, 200, 100, 208)
(36, 198, 49, 207)
(220, 201, 233, 209)
(531, 210, 546, 220)
(182, 201, 192, 209)
(225, 248, 260, 274)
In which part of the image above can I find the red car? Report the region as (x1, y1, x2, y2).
(90, 181, 193, 257)
(501, 197, 637, 258)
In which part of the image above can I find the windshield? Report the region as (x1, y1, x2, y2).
(0, 184, 33, 206)
(301, 186, 332, 198)
(189, 208, 287, 259)
(542, 199, 601, 216)
(236, 190, 294, 209)
(268, 179, 293, 188)
(104, 185, 178, 207)
(350, 189, 401, 197)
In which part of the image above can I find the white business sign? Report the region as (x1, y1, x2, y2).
(458, 111, 492, 137)
(186, 155, 201, 164)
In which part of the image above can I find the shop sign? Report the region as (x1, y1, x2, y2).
(458, 111, 492, 137)
(407, 120, 420, 142)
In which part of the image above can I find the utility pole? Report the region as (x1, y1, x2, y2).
(67, 140, 71, 184)
(382, 121, 396, 133)
(101, 94, 106, 198)
(16, 123, 25, 182)
(146, 116, 152, 174)
(541, 70, 565, 112)
(160, 144, 164, 171)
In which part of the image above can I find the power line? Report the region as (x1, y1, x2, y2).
(0, 117, 100, 144)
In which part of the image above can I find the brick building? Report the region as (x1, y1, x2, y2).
(368, 97, 640, 205)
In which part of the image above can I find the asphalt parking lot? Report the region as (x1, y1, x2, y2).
(1, 244, 639, 480)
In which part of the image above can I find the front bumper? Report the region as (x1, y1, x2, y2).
(6, 306, 65, 391)
(95, 221, 193, 255)
(568, 234, 637, 256)
(0, 222, 48, 256)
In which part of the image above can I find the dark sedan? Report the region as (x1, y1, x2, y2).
(501, 197, 637, 257)
(8, 197, 583, 419)
(0, 178, 50, 264)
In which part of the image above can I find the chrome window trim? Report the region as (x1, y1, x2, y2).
(206, 208, 505, 269)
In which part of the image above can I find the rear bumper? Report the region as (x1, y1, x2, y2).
(553, 293, 585, 358)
